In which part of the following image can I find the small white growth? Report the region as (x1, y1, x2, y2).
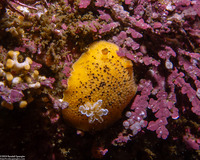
(196, 88, 200, 99)
(79, 100, 108, 124)
(139, 110, 147, 118)
(17, 6, 30, 14)
(130, 122, 141, 135)
(148, 69, 155, 76)
(123, 120, 130, 129)
(125, 111, 132, 118)
(136, 116, 141, 121)
(139, 120, 146, 128)
(12, 77, 22, 85)
(166, 2, 175, 11)
(28, 82, 41, 89)
(127, 118, 134, 125)
(165, 59, 173, 69)
(38, 76, 46, 81)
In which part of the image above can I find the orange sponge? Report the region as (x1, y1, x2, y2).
(62, 41, 137, 131)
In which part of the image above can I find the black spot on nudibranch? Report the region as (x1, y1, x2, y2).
(99, 82, 106, 87)
(78, 98, 82, 102)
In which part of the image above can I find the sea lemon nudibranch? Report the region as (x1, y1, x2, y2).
(62, 41, 137, 131)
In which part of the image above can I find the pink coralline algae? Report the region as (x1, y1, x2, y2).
(0, 85, 24, 104)
(79, 0, 91, 9)
(75, 0, 200, 147)
(71, 0, 200, 150)
(1, 0, 200, 159)
(183, 128, 200, 150)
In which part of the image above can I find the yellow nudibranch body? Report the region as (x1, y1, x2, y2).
(62, 41, 137, 131)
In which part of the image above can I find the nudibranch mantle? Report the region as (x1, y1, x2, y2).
(62, 41, 137, 131)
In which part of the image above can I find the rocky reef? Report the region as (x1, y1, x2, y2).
(0, 0, 199, 159)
